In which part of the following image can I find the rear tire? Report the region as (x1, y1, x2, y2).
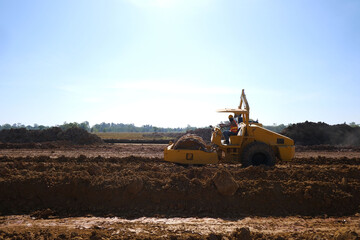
(241, 141, 275, 167)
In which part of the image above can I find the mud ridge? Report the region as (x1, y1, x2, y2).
(0, 127, 103, 145)
(282, 121, 360, 146)
(1, 155, 359, 218)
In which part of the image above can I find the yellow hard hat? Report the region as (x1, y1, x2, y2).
(228, 114, 233, 119)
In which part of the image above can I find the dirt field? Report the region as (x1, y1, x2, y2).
(1, 143, 360, 239)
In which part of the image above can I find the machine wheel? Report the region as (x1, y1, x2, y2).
(241, 141, 275, 167)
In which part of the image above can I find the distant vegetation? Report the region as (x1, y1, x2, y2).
(263, 124, 288, 133)
(90, 122, 195, 133)
(0, 122, 195, 133)
(0, 122, 91, 132)
(0, 121, 358, 134)
(95, 132, 179, 141)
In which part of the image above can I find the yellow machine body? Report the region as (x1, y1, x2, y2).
(164, 89, 295, 165)
(210, 123, 295, 162)
(164, 144, 219, 164)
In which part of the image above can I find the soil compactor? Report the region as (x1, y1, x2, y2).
(164, 89, 295, 167)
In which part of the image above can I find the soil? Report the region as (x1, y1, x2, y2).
(0, 143, 360, 239)
(1, 152, 360, 218)
(0, 127, 103, 145)
(1, 215, 359, 239)
(186, 128, 212, 144)
(281, 121, 360, 146)
(173, 134, 208, 151)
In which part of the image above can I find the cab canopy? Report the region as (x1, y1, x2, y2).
(217, 89, 250, 124)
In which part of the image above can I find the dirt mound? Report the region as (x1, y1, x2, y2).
(186, 128, 212, 143)
(230, 227, 252, 240)
(212, 169, 239, 196)
(281, 121, 360, 146)
(30, 208, 56, 219)
(59, 127, 103, 144)
(334, 228, 359, 240)
(0, 127, 103, 145)
(173, 134, 208, 151)
(1, 155, 359, 218)
(0, 225, 286, 240)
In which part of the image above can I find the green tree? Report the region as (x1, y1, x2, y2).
(349, 122, 359, 128)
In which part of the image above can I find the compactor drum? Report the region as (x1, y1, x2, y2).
(164, 134, 219, 165)
(164, 89, 295, 167)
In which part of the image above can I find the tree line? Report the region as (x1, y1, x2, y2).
(0, 121, 358, 133)
(0, 122, 91, 132)
(0, 122, 194, 133)
(90, 122, 195, 133)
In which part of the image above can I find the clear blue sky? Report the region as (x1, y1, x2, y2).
(1, 0, 359, 128)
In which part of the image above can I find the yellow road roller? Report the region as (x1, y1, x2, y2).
(164, 89, 295, 167)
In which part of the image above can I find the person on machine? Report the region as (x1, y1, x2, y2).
(238, 114, 243, 123)
(222, 114, 238, 144)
